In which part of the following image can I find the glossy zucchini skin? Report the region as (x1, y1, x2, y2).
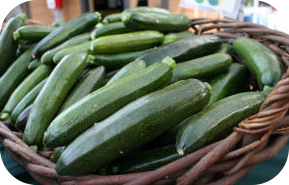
(53, 146, 66, 163)
(28, 59, 41, 70)
(91, 22, 131, 39)
(55, 79, 211, 175)
(94, 48, 152, 70)
(162, 31, 195, 45)
(233, 37, 283, 90)
(172, 53, 232, 82)
(90, 31, 163, 54)
(13, 25, 56, 41)
(102, 70, 119, 85)
(137, 35, 222, 66)
(43, 58, 175, 148)
(208, 63, 250, 105)
(10, 79, 47, 124)
(41, 32, 91, 65)
(121, 11, 191, 32)
(216, 43, 232, 54)
(106, 60, 146, 85)
(59, 66, 105, 112)
(125, 7, 171, 14)
(23, 53, 88, 146)
(15, 104, 32, 132)
(0, 47, 34, 110)
(53, 41, 93, 64)
(102, 13, 122, 24)
(32, 12, 101, 57)
(102, 145, 181, 174)
(1, 65, 52, 119)
(0, 14, 26, 76)
(176, 91, 267, 155)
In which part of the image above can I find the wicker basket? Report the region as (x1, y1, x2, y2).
(1, 18, 289, 185)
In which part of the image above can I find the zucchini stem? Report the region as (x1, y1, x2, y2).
(121, 12, 131, 23)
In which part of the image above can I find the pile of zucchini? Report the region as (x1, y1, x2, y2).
(0, 7, 284, 176)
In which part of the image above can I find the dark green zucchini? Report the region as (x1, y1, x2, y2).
(208, 63, 250, 105)
(55, 78, 211, 175)
(216, 43, 232, 54)
(18, 40, 36, 52)
(91, 22, 131, 39)
(41, 32, 91, 65)
(28, 59, 41, 70)
(137, 35, 222, 66)
(15, 104, 32, 132)
(90, 31, 163, 54)
(121, 11, 191, 32)
(106, 60, 146, 85)
(94, 48, 152, 70)
(102, 13, 122, 24)
(125, 7, 171, 14)
(0, 14, 26, 76)
(162, 31, 195, 45)
(102, 70, 119, 85)
(43, 57, 176, 148)
(23, 53, 88, 146)
(32, 12, 101, 57)
(59, 66, 105, 112)
(13, 25, 56, 41)
(53, 146, 66, 163)
(172, 53, 232, 82)
(176, 91, 267, 155)
(233, 37, 283, 90)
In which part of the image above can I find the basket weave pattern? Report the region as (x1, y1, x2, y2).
(1, 18, 289, 185)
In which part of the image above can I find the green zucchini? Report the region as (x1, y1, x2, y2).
(162, 31, 195, 45)
(32, 12, 101, 57)
(18, 40, 36, 52)
(55, 79, 211, 175)
(13, 25, 56, 41)
(41, 32, 91, 65)
(59, 66, 105, 112)
(233, 37, 283, 90)
(90, 31, 163, 54)
(0, 14, 26, 76)
(0, 47, 34, 111)
(125, 7, 171, 14)
(94, 48, 152, 70)
(1, 65, 52, 120)
(53, 41, 93, 64)
(208, 63, 250, 105)
(102, 145, 181, 175)
(102, 70, 119, 85)
(91, 22, 131, 39)
(106, 60, 146, 85)
(216, 43, 232, 54)
(102, 13, 122, 24)
(176, 91, 267, 155)
(52, 22, 63, 27)
(121, 11, 191, 33)
(53, 146, 66, 163)
(43, 57, 176, 148)
(172, 53, 232, 82)
(23, 53, 88, 146)
(10, 79, 47, 124)
(137, 35, 222, 66)
(15, 104, 32, 132)
(28, 59, 41, 70)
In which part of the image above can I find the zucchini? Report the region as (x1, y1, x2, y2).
(94, 48, 152, 70)
(0, 47, 34, 110)
(13, 25, 56, 41)
(102, 145, 180, 175)
(121, 11, 191, 32)
(18, 40, 36, 52)
(59, 66, 105, 112)
(52, 22, 63, 27)
(10, 79, 47, 124)
(233, 37, 283, 89)
(15, 104, 32, 132)
(125, 7, 171, 14)
(216, 43, 232, 54)
(90, 31, 163, 54)
(55, 79, 211, 175)
(53, 41, 93, 64)
(28, 59, 41, 70)
(208, 63, 250, 105)
(41, 32, 91, 65)
(32, 12, 101, 57)
(53, 146, 66, 163)
(1, 65, 52, 120)
(172, 53, 232, 82)
(23, 53, 88, 146)
(162, 31, 195, 45)
(137, 35, 222, 66)
(0, 14, 26, 76)
(102, 70, 119, 85)
(43, 57, 176, 148)
(102, 13, 122, 24)
(91, 22, 131, 39)
(176, 91, 267, 155)
(106, 60, 146, 85)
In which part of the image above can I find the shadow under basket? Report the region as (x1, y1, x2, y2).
(1, 18, 289, 185)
